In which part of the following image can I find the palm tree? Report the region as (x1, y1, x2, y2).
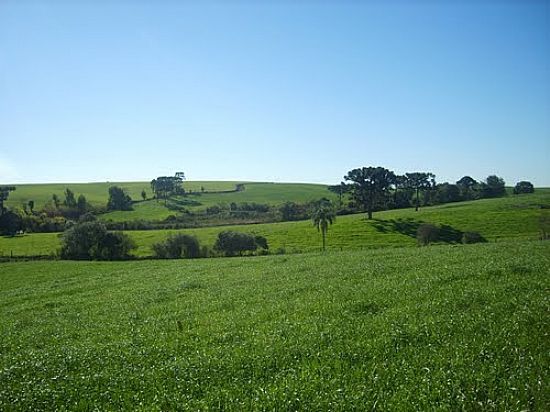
(312, 203, 336, 251)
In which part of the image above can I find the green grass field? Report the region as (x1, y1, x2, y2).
(1, 241, 548, 410)
(2, 190, 548, 258)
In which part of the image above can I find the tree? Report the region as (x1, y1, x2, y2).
(64, 189, 77, 208)
(327, 182, 349, 208)
(52, 194, 60, 209)
(150, 175, 184, 205)
(435, 183, 461, 204)
(214, 231, 259, 256)
(0, 186, 16, 216)
(27, 200, 34, 214)
(405, 172, 436, 211)
(0, 210, 22, 235)
(513, 181, 534, 195)
(311, 202, 336, 251)
(77, 194, 88, 214)
(344, 167, 395, 219)
(152, 234, 201, 259)
(456, 176, 478, 200)
(279, 201, 308, 221)
(141, 189, 147, 201)
(480, 175, 506, 198)
(107, 186, 133, 211)
(60, 221, 135, 260)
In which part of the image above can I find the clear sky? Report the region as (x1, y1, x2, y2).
(1, 1, 549, 186)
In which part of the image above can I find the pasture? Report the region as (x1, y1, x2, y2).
(1, 190, 548, 258)
(0, 241, 548, 410)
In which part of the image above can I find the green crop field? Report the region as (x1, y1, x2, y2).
(1, 190, 548, 258)
(1, 241, 548, 410)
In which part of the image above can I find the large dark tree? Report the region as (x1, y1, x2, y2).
(107, 186, 133, 211)
(327, 182, 349, 208)
(0, 186, 16, 216)
(513, 181, 534, 195)
(63, 188, 77, 208)
(344, 167, 395, 219)
(405, 172, 436, 211)
(456, 176, 478, 200)
(480, 175, 506, 198)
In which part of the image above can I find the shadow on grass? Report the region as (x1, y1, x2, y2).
(371, 218, 465, 243)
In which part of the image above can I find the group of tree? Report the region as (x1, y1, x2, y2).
(335, 166, 529, 219)
(151, 172, 185, 204)
(60, 217, 135, 260)
(107, 186, 133, 211)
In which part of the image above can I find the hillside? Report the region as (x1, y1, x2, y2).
(2, 190, 548, 258)
(1, 241, 548, 409)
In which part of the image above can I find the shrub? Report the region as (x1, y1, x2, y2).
(60, 221, 135, 260)
(152, 234, 201, 259)
(416, 223, 439, 246)
(513, 181, 535, 195)
(214, 231, 259, 256)
(462, 231, 486, 244)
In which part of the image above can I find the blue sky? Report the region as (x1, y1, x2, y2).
(1, 1, 549, 186)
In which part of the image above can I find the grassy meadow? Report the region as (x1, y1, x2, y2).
(1, 190, 548, 258)
(1, 241, 548, 410)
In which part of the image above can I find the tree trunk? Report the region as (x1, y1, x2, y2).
(415, 188, 420, 211)
(322, 230, 326, 251)
(367, 209, 373, 219)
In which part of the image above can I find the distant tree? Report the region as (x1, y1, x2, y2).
(311, 202, 336, 251)
(0, 210, 22, 235)
(60, 221, 135, 260)
(405, 172, 436, 211)
(435, 183, 461, 204)
(416, 223, 439, 246)
(200, 186, 205, 193)
(254, 235, 269, 250)
(456, 176, 478, 200)
(52, 193, 60, 209)
(0, 186, 16, 216)
(77, 194, 88, 214)
(345, 167, 395, 219)
(141, 189, 147, 201)
(27, 200, 34, 214)
(327, 182, 349, 208)
(513, 181, 534, 195)
(152, 234, 201, 259)
(107, 186, 133, 211)
(279, 201, 308, 221)
(214, 231, 259, 256)
(480, 175, 506, 198)
(63, 189, 77, 208)
(150, 175, 184, 205)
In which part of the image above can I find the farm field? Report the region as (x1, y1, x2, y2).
(1, 190, 548, 258)
(0, 241, 548, 410)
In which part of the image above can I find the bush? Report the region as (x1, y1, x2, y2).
(513, 181, 535, 195)
(60, 221, 135, 260)
(462, 231, 486, 244)
(214, 231, 261, 256)
(416, 223, 439, 246)
(152, 234, 201, 259)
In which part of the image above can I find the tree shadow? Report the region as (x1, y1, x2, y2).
(371, 218, 464, 243)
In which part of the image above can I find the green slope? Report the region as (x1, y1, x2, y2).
(1, 242, 548, 410)
(2, 190, 548, 257)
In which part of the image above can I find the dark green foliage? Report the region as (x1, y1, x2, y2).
(152, 234, 201, 259)
(462, 231, 486, 244)
(141, 189, 147, 201)
(279, 201, 308, 221)
(254, 235, 269, 250)
(60, 221, 135, 260)
(435, 183, 461, 204)
(52, 193, 60, 208)
(405, 172, 436, 211)
(456, 176, 478, 200)
(0, 186, 16, 215)
(480, 175, 506, 198)
(63, 188, 77, 208)
(214, 231, 258, 256)
(150, 175, 184, 204)
(27, 200, 34, 214)
(416, 223, 439, 245)
(77, 194, 88, 214)
(513, 181, 534, 195)
(0, 210, 22, 236)
(107, 186, 133, 211)
(344, 166, 395, 219)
